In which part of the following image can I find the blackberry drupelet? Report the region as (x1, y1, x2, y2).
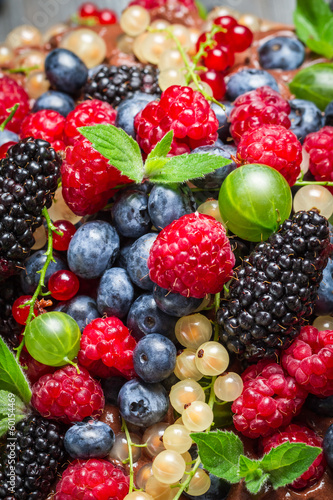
(217, 210, 332, 362)
(83, 64, 161, 107)
(0, 138, 61, 279)
(0, 414, 66, 500)
(0, 276, 23, 348)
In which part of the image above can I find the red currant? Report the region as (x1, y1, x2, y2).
(214, 15, 238, 30)
(200, 69, 226, 101)
(98, 9, 117, 24)
(48, 270, 80, 301)
(228, 25, 253, 52)
(78, 2, 99, 18)
(12, 296, 39, 325)
(195, 32, 208, 53)
(52, 220, 76, 251)
(203, 45, 234, 72)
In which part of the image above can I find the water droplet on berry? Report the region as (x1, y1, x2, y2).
(293, 185, 333, 219)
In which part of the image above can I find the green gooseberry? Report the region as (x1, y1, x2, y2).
(218, 164, 292, 242)
(25, 312, 81, 367)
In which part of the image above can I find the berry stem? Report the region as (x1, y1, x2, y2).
(122, 417, 135, 494)
(295, 180, 333, 187)
(7, 65, 39, 75)
(0, 104, 19, 132)
(192, 24, 225, 67)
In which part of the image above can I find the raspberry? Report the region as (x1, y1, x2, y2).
(129, 0, 195, 9)
(237, 124, 303, 186)
(78, 317, 137, 379)
(31, 364, 105, 423)
(0, 75, 30, 133)
(20, 349, 56, 385)
(63, 99, 117, 146)
(262, 424, 325, 489)
(61, 137, 131, 216)
(20, 110, 66, 151)
(147, 212, 235, 298)
(230, 86, 291, 144)
(282, 325, 333, 397)
(134, 85, 219, 156)
(54, 459, 129, 500)
(304, 126, 333, 187)
(231, 360, 308, 438)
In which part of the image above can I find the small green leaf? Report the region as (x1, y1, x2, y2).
(239, 455, 260, 478)
(260, 442, 321, 489)
(79, 124, 144, 183)
(0, 337, 31, 404)
(191, 430, 243, 483)
(0, 413, 26, 438)
(294, 0, 333, 58)
(146, 131, 174, 161)
(195, 0, 208, 20)
(239, 455, 269, 494)
(245, 471, 270, 495)
(144, 157, 170, 177)
(0, 390, 26, 415)
(289, 63, 333, 111)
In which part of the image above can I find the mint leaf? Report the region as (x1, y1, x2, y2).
(0, 413, 25, 438)
(148, 153, 232, 184)
(239, 455, 269, 494)
(146, 131, 173, 161)
(260, 442, 321, 489)
(0, 337, 31, 404)
(79, 124, 144, 183)
(294, 0, 333, 58)
(191, 430, 243, 483)
(289, 63, 333, 111)
(0, 390, 26, 415)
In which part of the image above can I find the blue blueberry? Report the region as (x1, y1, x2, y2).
(55, 295, 99, 332)
(127, 233, 157, 290)
(68, 221, 120, 279)
(64, 420, 115, 459)
(116, 93, 158, 138)
(102, 376, 127, 405)
(118, 378, 169, 427)
(112, 189, 152, 238)
(0, 129, 19, 147)
(258, 36, 305, 70)
(97, 267, 134, 318)
(226, 69, 279, 102)
(133, 334, 177, 383)
(211, 101, 233, 142)
(45, 48, 88, 95)
(148, 184, 196, 231)
(289, 99, 323, 143)
(153, 285, 203, 317)
(114, 239, 135, 269)
(127, 293, 177, 341)
(306, 394, 333, 417)
(324, 101, 333, 126)
(32, 90, 75, 117)
(314, 259, 333, 316)
(20, 250, 67, 294)
(190, 145, 237, 189)
(323, 424, 333, 469)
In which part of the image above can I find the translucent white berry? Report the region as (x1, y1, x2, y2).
(214, 372, 243, 401)
(197, 200, 224, 225)
(108, 432, 141, 463)
(174, 349, 203, 381)
(293, 185, 333, 219)
(143, 422, 168, 458)
(170, 379, 205, 414)
(120, 6, 150, 37)
(136, 463, 153, 490)
(124, 492, 154, 500)
(313, 316, 333, 331)
(60, 29, 106, 68)
(158, 68, 186, 91)
(145, 476, 174, 500)
(182, 401, 214, 432)
(152, 450, 186, 484)
(162, 424, 192, 454)
(195, 341, 229, 376)
(175, 314, 212, 349)
(186, 469, 211, 496)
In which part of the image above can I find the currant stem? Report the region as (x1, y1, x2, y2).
(0, 104, 19, 132)
(122, 418, 135, 494)
(295, 180, 333, 187)
(7, 65, 39, 75)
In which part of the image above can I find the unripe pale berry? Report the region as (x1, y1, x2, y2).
(175, 314, 212, 349)
(186, 469, 211, 496)
(136, 463, 153, 490)
(152, 450, 186, 484)
(174, 349, 203, 381)
(163, 424, 192, 454)
(313, 316, 333, 331)
(214, 372, 243, 401)
(182, 401, 214, 432)
(143, 423, 168, 458)
(108, 432, 141, 462)
(145, 476, 174, 500)
(124, 492, 154, 500)
(195, 341, 229, 376)
(170, 379, 205, 414)
(120, 6, 150, 36)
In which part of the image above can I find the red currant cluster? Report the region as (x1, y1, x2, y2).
(78, 2, 117, 25)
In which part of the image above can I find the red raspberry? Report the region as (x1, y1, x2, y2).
(129, 0, 195, 9)
(31, 365, 104, 423)
(262, 424, 325, 490)
(282, 325, 333, 397)
(20, 110, 66, 151)
(63, 99, 117, 146)
(147, 212, 235, 299)
(78, 317, 137, 379)
(0, 75, 30, 133)
(54, 459, 129, 500)
(20, 349, 56, 386)
(61, 137, 131, 216)
(304, 126, 333, 187)
(134, 85, 219, 156)
(237, 124, 302, 186)
(230, 86, 291, 144)
(232, 360, 308, 439)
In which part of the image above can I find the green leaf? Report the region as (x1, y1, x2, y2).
(79, 124, 144, 183)
(148, 153, 232, 184)
(0, 337, 31, 404)
(191, 430, 243, 483)
(0, 413, 25, 438)
(0, 390, 26, 415)
(146, 131, 173, 161)
(260, 442, 322, 489)
(239, 455, 269, 494)
(195, 0, 208, 20)
(294, 0, 333, 58)
(289, 63, 333, 111)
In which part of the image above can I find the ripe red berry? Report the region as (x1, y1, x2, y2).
(52, 220, 76, 251)
(214, 15, 238, 30)
(228, 25, 253, 52)
(303, 126, 333, 188)
(0, 76, 30, 133)
(48, 270, 80, 301)
(0, 141, 17, 159)
(203, 45, 234, 72)
(98, 9, 117, 24)
(78, 2, 99, 18)
(199, 69, 226, 101)
(12, 296, 38, 325)
(20, 349, 56, 385)
(20, 110, 66, 150)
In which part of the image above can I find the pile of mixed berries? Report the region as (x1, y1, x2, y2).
(1, 1, 333, 500)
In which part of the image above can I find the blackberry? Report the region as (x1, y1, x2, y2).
(83, 64, 161, 107)
(0, 414, 66, 500)
(0, 138, 61, 279)
(0, 276, 23, 348)
(217, 210, 332, 362)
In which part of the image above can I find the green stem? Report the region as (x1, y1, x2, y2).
(295, 180, 333, 187)
(8, 65, 39, 74)
(0, 104, 19, 132)
(122, 418, 134, 494)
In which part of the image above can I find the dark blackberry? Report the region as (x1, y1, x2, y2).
(217, 210, 332, 362)
(0, 414, 66, 500)
(83, 64, 161, 107)
(0, 276, 23, 348)
(0, 138, 61, 279)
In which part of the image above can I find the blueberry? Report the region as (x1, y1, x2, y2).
(118, 378, 169, 427)
(127, 293, 177, 341)
(97, 267, 134, 318)
(211, 101, 233, 142)
(32, 90, 75, 117)
(258, 36, 305, 70)
(306, 394, 333, 417)
(190, 145, 237, 189)
(20, 250, 67, 295)
(153, 285, 203, 317)
(55, 295, 99, 332)
(226, 69, 279, 102)
(102, 376, 127, 405)
(45, 48, 88, 95)
(289, 99, 323, 143)
(0, 129, 19, 147)
(64, 420, 115, 459)
(133, 334, 177, 383)
(184, 472, 231, 500)
(111, 189, 152, 238)
(324, 101, 333, 126)
(324, 424, 333, 469)
(314, 259, 333, 315)
(114, 239, 135, 269)
(68, 221, 120, 279)
(127, 233, 158, 290)
(148, 184, 196, 231)
(116, 93, 158, 138)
